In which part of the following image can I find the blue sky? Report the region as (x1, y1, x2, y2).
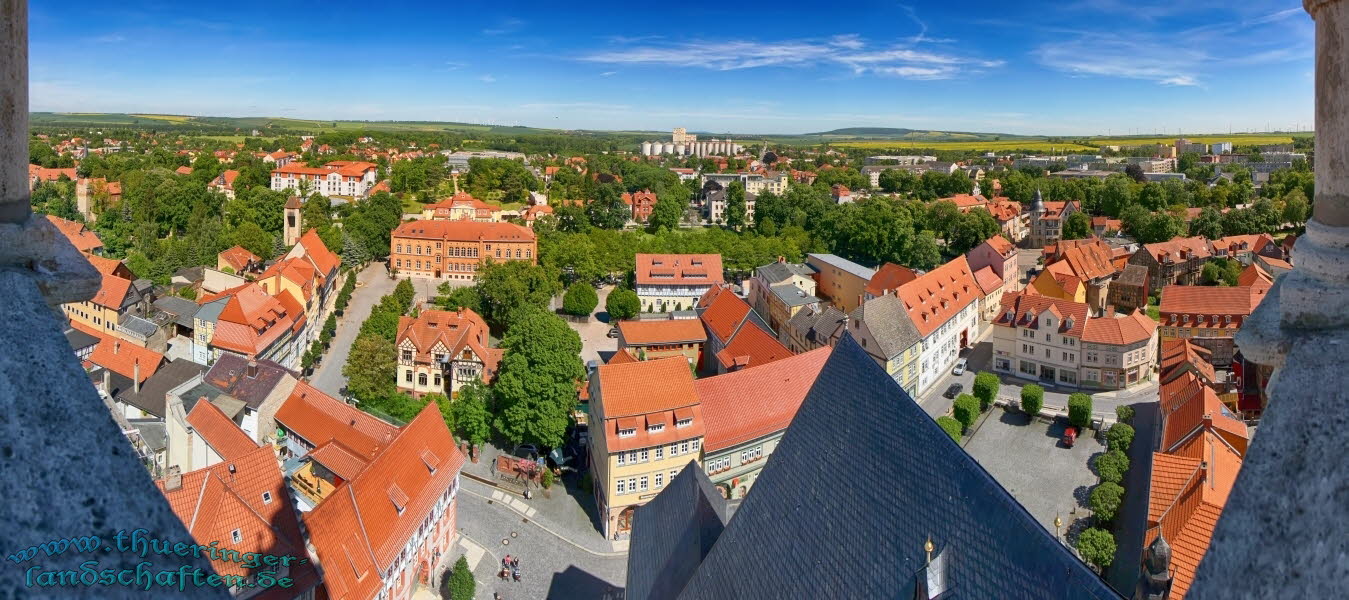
(29, 0, 1314, 135)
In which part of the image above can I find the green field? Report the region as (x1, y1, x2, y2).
(129, 114, 193, 122)
(834, 140, 1097, 151)
(1087, 134, 1301, 147)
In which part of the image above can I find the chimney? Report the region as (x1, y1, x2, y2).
(113, 341, 120, 354)
(164, 466, 183, 491)
(777, 255, 785, 263)
(246, 360, 258, 378)
(133, 359, 140, 394)
(102, 369, 111, 395)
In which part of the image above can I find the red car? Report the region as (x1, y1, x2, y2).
(1062, 426, 1078, 448)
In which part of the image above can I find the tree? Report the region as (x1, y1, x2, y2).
(605, 287, 641, 320)
(724, 182, 747, 230)
(648, 196, 684, 232)
(1021, 384, 1044, 416)
(1061, 211, 1092, 240)
(1089, 482, 1125, 523)
(446, 556, 475, 600)
(907, 230, 942, 271)
(1076, 528, 1116, 571)
(340, 232, 372, 269)
(1282, 188, 1310, 226)
(343, 333, 397, 405)
(1124, 163, 1146, 183)
(1068, 393, 1093, 428)
(493, 308, 585, 447)
(586, 185, 630, 230)
(1106, 423, 1135, 452)
(972, 372, 999, 412)
(476, 260, 559, 331)
(952, 394, 981, 433)
(1095, 449, 1130, 484)
(447, 380, 493, 446)
(562, 282, 599, 316)
(1189, 207, 1224, 239)
(438, 285, 483, 314)
(1115, 405, 1135, 423)
(228, 221, 274, 259)
(936, 416, 963, 443)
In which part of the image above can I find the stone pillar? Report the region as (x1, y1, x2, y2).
(0, 0, 29, 224)
(1274, 0, 1349, 332)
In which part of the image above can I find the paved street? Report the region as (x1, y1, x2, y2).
(310, 263, 398, 398)
(1107, 400, 1160, 593)
(559, 285, 618, 365)
(455, 477, 626, 599)
(965, 410, 1104, 540)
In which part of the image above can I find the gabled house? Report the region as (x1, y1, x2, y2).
(966, 234, 1020, 292)
(1129, 236, 1214, 290)
(218, 245, 262, 274)
(748, 257, 819, 333)
(894, 255, 980, 396)
(617, 319, 707, 366)
(637, 254, 724, 313)
(394, 308, 501, 399)
(623, 189, 658, 222)
(208, 169, 240, 200)
(845, 293, 923, 397)
(779, 304, 847, 354)
(696, 284, 791, 374)
(199, 283, 307, 369)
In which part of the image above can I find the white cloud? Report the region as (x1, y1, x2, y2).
(93, 34, 126, 43)
(579, 34, 1000, 80)
(600, 71, 616, 77)
(478, 74, 496, 83)
(482, 18, 524, 36)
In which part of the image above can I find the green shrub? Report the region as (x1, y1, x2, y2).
(973, 372, 999, 411)
(541, 468, 554, 489)
(1068, 393, 1093, 429)
(1106, 423, 1135, 453)
(605, 287, 640, 320)
(1076, 528, 1116, 570)
(1115, 405, 1135, 424)
(446, 556, 474, 600)
(1021, 384, 1044, 416)
(936, 416, 963, 443)
(1089, 482, 1125, 523)
(562, 281, 599, 316)
(1095, 450, 1130, 484)
(952, 394, 981, 433)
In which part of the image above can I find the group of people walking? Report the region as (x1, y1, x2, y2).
(500, 555, 522, 582)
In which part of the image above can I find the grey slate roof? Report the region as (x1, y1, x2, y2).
(768, 282, 819, 307)
(66, 327, 99, 352)
(119, 359, 209, 418)
(648, 334, 1120, 600)
(755, 260, 813, 285)
(153, 296, 200, 328)
(1116, 264, 1148, 286)
(786, 304, 847, 346)
(127, 418, 167, 452)
(807, 253, 876, 281)
(195, 296, 227, 325)
(118, 314, 159, 338)
(851, 294, 922, 359)
(626, 461, 729, 600)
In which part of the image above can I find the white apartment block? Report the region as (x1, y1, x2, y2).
(270, 161, 378, 198)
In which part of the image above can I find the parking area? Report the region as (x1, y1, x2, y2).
(557, 285, 618, 365)
(964, 409, 1105, 540)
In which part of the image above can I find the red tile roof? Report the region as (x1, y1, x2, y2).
(940, 193, 988, 210)
(1142, 236, 1213, 263)
(1161, 376, 1248, 456)
(86, 254, 131, 278)
(46, 214, 103, 254)
(1145, 428, 1243, 599)
(983, 234, 1016, 257)
(157, 445, 318, 596)
(697, 347, 830, 452)
(1051, 238, 1117, 281)
(90, 271, 134, 310)
(635, 254, 724, 287)
(896, 255, 980, 338)
(175, 166, 193, 175)
(699, 287, 752, 343)
(865, 263, 918, 298)
(606, 349, 640, 365)
(1159, 285, 1267, 322)
(972, 265, 1004, 296)
(395, 308, 501, 381)
(985, 200, 1022, 223)
(218, 245, 261, 272)
(186, 399, 259, 461)
(1212, 233, 1274, 256)
(309, 440, 372, 481)
(617, 319, 708, 346)
(272, 161, 377, 178)
(1160, 339, 1216, 384)
(596, 357, 699, 419)
(275, 381, 400, 460)
(1081, 310, 1157, 345)
(714, 320, 793, 371)
(304, 403, 464, 600)
(210, 284, 306, 356)
(391, 219, 535, 242)
(296, 228, 340, 277)
(88, 334, 164, 383)
(994, 289, 1089, 338)
(1236, 264, 1273, 290)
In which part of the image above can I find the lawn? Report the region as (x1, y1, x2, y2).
(834, 140, 1097, 151)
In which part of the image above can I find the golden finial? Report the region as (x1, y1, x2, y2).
(1054, 514, 1063, 542)
(924, 535, 934, 564)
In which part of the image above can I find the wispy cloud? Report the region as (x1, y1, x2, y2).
(579, 33, 999, 80)
(599, 71, 617, 77)
(477, 74, 497, 83)
(92, 34, 125, 43)
(482, 17, 524, 36)
(443, 61, 467, 71)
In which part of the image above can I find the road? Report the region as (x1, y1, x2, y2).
(559, 285, 617, 366)
(310, 264, 398, 398)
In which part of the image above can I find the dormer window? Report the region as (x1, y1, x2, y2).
(261, 491, 273, 504)
(676, 418, 692, 428)
(648, 423, 665, 433)
(618, 428, 636, 438)
(231, 529, 243, 544)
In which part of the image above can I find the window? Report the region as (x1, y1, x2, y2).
(639, 476, 649, 492)
(402, 350, 413, 361)
(676, 418, 692, 428)
(231, 529, 242, 544)
(639, 448, 649, 462)
(418, 373, 427, 386)
(617, 453, 626, 466)
(618, 428, 636, 438)
(669, 443, 680, 456)
(526, 250, 532, 259)
(617, 479, 626, 494)
(692, 439, 701, 451)
(681, 440, 690, 454)
(655, 446, 664, 460)
(261, 491, 273, 504)
(1020, 361, 1037, 375)
(404, 370, 413, 382)
(1045, 348, 1050, 358)
(648, 423, 665, 433)
(433, 373, 441, 386)
(496, 250, 501, 258)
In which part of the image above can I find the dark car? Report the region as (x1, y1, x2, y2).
(943, 383, 963, 399)
(512, 444, 540, 461)
(607, 327, 619, 338)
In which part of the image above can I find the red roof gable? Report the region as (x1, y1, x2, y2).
(698, 347, 829, 452)
(275, 381, 400, 460)
(635, 254, 724, 287)
(88, 333, 164, 383)
(186, 399, 259, 461)
(714, 321, 793, 372)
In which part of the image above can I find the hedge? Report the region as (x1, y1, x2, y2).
(1021, 384, 1044, 417)
(936, 416, 963, 443)
(972, 372, 999, 412)
(1068, 393, 1093, 429)
(952, 394, 981, 433)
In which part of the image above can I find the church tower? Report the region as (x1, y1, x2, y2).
(283, 196, 303, 247)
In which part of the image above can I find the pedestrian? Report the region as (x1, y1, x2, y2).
(513, 557, 520, 570)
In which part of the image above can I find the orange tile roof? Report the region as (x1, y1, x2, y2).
(1039, 200, 1079, 220)
(941, 193, 988, 210)
(29, 165, 78, 182)
(1162, 379, 1249, 456)
(90, 271, 134, 310)
(714, 321, 793, 371)
(210, 284, 305, 356)
(606, 349, 640, 365)
(1142, 236, 1213, 263)
(85, 254, 129, 277)
(993, 289, 1089, 338)
(985, 200, 1022, 222)
(698, 347, 830, 452)
(275, 381, 400, 460)
(865, 263, 918, 298)
(618, 319, 708, 346)
(972, 265, 1004, 296)
(391, 219, 536, 242)
(1212, 233, 1274, 256)
(395, 308, 501, 380)
(896, 255, 979, 338)
(1236, 264, 1273, 290)
(1160, 339, 1216, 384)
(186, 399, 259, 461)
(175, 165, 193, 175)
(983, 234, 1016, 257)
(157, 445, 317, 595)
(304, 403, 464, 600)
(597, 356, 699, 418)
(46, 214, 103, 254)
(635, 253, 724, 287)
(699, 287, 753, 343)
(261, 257, 320, 301)
(1053, 238, 1117, 281)
(296, 228, 340, 276)
(88, 334, 164, 383)
(272, 160, 377, 178)
(308, 440, 372, 481)
(1159, 285, 1267, 320)
(1081, 310, 1157, 345)
(218, 245, 261, 272)
(1146, 429, 1244, 599)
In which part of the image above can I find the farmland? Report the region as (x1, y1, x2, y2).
(833, 140, 1098, 151)
(129, 114, 193, 123)
(1086, 134, 1302, 147)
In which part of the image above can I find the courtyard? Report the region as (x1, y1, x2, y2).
(964, 409, 1105, 542)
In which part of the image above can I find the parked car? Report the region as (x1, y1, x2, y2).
(1062, 427, 1078, 448)
(952, 358, 968, 376)
(607, 327, 619, 338)
(943, 383, 963, 399)
(512, 444, 540, 461)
